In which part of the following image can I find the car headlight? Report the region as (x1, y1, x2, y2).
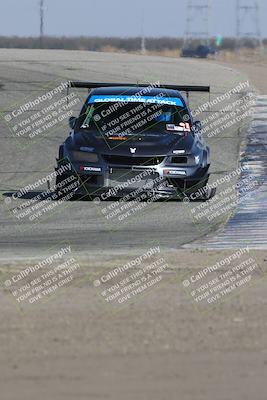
(195, 155, 200, 165)
(71, 151, 98, 163)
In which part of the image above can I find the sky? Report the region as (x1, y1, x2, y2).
(0, 0, 266, 38)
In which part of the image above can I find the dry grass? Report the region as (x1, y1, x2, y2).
(99, 45, 267, 66)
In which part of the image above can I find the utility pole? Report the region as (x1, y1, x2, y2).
(141, 35, 146, 55)
(39, 0, 44, 48)
(141, 10, 146, 54)
(236, 0, 263, 53)
(184, 0, 211, 46)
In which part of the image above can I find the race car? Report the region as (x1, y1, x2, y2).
(55, 82, 215, 201)
(181, 44, 218, 59)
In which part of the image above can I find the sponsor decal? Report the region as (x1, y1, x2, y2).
(108, 136, 128, 141)
(88, 95, 184, 107)
(80, 166, 102, 172)
(166, 122, 191, 132)
(164, 169, 187, 176)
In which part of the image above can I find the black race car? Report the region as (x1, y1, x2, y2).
(55, 82, 215, 201)
(181, 45, 218, 59)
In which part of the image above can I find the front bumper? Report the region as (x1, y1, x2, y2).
(57, 160, 210, 199)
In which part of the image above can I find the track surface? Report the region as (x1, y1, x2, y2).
(0, 49, 249, 260)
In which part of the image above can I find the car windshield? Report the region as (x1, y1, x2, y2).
(78, 95, 191, 137)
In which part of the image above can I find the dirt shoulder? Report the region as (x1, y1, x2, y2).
(0, 249, 267, 400)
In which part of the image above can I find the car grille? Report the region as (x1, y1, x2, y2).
(102, 155, 165, 166)
(108, 169, 159, 190)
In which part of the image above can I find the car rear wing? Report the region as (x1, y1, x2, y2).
(69, 81, 210, 92)
(67, 81, 210, 105)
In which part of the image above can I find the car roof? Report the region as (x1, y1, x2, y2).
(90, 86, 186, 102)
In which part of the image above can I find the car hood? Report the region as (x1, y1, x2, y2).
(72, 130, 195, 156)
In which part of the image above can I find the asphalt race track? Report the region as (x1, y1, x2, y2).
(0, 49, 251, 260)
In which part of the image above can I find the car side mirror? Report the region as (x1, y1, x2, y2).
(69, 116, 76, 129)
(193, 121, 202, 132)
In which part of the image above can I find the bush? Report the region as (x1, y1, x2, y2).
(0, 36, 264, 52)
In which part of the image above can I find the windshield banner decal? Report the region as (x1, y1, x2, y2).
(88, 95, 184, 107)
